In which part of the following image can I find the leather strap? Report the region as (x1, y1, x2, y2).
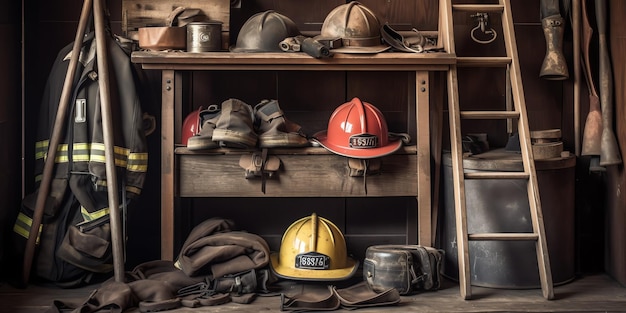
(180, 293, 231, 308)
(164, 7, 186, 27)
(333, 281, 400, 309)
(281, 282, 401, 311)
(139, 298, 181, 312)
(280, 285, 340, 312)
(239, 150, 281, 193)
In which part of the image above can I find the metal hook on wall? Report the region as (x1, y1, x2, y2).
(470, 12, 497, 44)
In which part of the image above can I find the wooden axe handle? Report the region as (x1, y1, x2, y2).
(581, 0, 598, 97)
(93, 0, 126, 283)
(22, 0, 93, 284)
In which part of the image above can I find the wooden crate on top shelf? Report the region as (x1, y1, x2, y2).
(122, 0, 230, 49)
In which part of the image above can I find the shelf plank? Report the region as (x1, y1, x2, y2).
(177, 152, 418, 197)
(131, 51, 456, 71)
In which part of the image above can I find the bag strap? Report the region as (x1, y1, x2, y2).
(176, 268, 277, 307)
(280, 285, 340, 312)
(411, 246, 435, 290)
(332, 281, 400, 309)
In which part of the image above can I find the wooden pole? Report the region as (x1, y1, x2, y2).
(595, 0, 622, 166)
(93, 0, 125, 282)
(580, 0, 602, 158)
(22, 0, 93, 284)
(572, 0, 581, 156)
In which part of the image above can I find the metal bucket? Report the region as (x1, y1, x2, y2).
(438, 149, 576, 289)
(186, 21, 222, 52)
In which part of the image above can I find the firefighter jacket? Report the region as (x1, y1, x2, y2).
(10, 31, 148, 286)
(33, 32, 148, 214)
(10, 31, 149, 285)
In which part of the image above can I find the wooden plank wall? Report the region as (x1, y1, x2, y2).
(0, 0, 22, 280)
(15, 0, 614, 281)
(607, 0, 626, 286)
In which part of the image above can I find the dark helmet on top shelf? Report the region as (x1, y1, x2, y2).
(230, 10, 301, 52)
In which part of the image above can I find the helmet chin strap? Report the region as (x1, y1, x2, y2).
(347, 158, 384, 195)
(362, 159, 368, 195)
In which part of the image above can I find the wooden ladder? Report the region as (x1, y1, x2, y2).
(439, 0, 554, 300)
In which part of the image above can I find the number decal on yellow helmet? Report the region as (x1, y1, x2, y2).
(295, 252, 330, 270)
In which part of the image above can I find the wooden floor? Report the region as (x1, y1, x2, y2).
(2, 273, 625, 312)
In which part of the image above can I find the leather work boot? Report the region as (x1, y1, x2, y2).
(254, 99, 309, 148)
(187, 104, 221, 150)
(212, 98, 258, 148)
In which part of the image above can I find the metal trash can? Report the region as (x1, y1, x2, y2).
(438, 149, 576, 289)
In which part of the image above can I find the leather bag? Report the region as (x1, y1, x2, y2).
(364, 245, 444, 295)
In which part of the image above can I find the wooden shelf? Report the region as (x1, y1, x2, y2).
(131, 50, 452, 259)
(177, 146, 418, 197)
(132, 51, 456, 71)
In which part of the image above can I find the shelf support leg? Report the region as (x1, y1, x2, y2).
(416, 70, 432, 246)
(161, 70, 175, 260)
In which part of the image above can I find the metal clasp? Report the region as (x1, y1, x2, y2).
(470, 13, 497, 44)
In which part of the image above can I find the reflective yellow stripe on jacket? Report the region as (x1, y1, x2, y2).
(34, 140, 148, 179)
(13, 212, 42, 243)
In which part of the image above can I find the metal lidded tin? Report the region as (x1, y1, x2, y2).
(186, 21, 223, 52)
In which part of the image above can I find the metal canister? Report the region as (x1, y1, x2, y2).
(186, 21, 222, 52)
(439, 150, 576, 289)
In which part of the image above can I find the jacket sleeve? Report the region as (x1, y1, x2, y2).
(87, 36, 148, 199)
(106, 36, 149, 198)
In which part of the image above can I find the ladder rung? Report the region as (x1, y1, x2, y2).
(460, 111, 520, 119)
(469, 233, 539, 241)
(465, 172, 529, 179)
(457, 57, 512, 67)
(452, 4, 504, 13)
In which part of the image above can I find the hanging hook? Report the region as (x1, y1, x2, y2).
(470, 12, 497, 44)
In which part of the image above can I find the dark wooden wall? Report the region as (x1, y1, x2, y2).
(5, 0, 623, 285)
(0, 0, 22, 279)
(607, 0, 626, 287)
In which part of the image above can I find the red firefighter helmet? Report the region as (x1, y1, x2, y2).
(182, 106, 203, 146)
(313, 97, 402, 159)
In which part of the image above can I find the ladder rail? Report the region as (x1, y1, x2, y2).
(448, 67, 473, 300)
(441, 0, 554, 300)
(440, 0, 472, 301)
(500, 0, 554, 300)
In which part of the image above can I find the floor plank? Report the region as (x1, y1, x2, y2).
(2, 274, 625, 312)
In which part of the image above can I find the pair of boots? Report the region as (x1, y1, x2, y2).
(187, 98, 309, 150)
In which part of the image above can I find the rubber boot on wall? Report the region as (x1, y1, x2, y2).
(540, 15, 569, 80)
(540, 0, 569, 80)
